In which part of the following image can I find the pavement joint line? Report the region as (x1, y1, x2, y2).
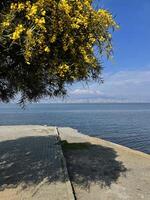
(55, 127, 76, 200)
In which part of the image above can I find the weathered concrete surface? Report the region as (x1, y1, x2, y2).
(0, 126, 74, 200)
(59, 127, 150, 200)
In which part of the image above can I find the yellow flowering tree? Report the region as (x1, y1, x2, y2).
(0, 0, 118, 104)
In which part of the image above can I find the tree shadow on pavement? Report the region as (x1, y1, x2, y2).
(0, 136, 65, 191)
(61, 140, 127, 190)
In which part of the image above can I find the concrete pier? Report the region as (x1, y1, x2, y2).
(0, 125, 150, 200)
(59, 127, 150, 200)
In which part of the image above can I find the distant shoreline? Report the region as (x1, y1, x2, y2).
(1, 102, 150, 105)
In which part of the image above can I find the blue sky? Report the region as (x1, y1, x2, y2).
(64, 0, 150, 103)
(99, 0, 150, 73)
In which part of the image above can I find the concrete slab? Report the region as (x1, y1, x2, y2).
(59, 127, 150, 200)
(0, 126, 74, 200)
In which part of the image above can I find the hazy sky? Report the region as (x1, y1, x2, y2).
(66, 0, 150, 102)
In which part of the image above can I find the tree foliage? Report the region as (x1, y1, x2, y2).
(0, 0, 118, 104)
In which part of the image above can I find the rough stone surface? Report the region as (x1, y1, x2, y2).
(59, 127, 150, 200)
(0, 125, 74, 200)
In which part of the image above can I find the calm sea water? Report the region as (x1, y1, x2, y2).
(0, 103, 150, 154)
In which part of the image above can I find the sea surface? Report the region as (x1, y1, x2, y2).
(0, 103, 150, 154)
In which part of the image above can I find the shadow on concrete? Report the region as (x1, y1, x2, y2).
(0, 136, 65, 191)
(61, 140, 127, 189)
(0, 136, 127, 191)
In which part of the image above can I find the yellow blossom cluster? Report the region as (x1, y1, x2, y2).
(11, 24, 25, 40)
(58, 0, 72, 15)
(0, 0, 118, 80)
(2, 21, 10, 28)
(58, 64, 70, 77)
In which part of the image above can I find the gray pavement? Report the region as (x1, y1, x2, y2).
(59, 127, 150, 200)
(1, 125, 150, 200)
(0, 126, 74, 200)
